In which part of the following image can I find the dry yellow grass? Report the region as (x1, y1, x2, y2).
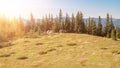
(0, 33, 120, 68)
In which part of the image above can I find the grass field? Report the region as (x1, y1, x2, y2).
(0, 33, 120, 68)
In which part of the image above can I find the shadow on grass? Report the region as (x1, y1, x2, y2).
(0, 52, 15, 58)
(100, 47, 108, 50)
(39, 51, 47, 55)
(24, 40, 30, 43)
(0, 54, 11, 57)
(67, 43, 77, 46)
(17, 56, 28, 60)
(36, 43, 43, 45)
(47, 48, 56, 52)
(39, 48, 57, 55)
(57, 45, 63, 47)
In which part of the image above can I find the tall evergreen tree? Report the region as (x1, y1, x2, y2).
(40, 16, 45, 31)
(30, 13, 35, 32)
(74, 12, 86, 33)
(97, 16, 102, 36)
(105, 13, 110, 38)
(91, 19, 97, 35)
(59, 9, 62, 23)
(87, 17, 92, 34)
(52, 17, 60, 32)
(109, 16, 114, 32)
(70, 13, 75, 32)
(74, 11, 80, 33)
(45, 15, 51, 31)
(79, 12, 86, 33)
(65, 13, 70, 32)
(59, 9, 63, 29)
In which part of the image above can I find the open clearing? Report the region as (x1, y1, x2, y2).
(0, 33, 120, 68)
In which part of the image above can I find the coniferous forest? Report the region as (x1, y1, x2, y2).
(0, 9, 120, 42)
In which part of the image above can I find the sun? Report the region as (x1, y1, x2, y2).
(0, 0, 51, 19)
(0, 0, 25, 19)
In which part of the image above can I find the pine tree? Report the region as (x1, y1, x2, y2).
(65, 13, 70, 32)
(109, 15, 114, 34)
(40, 16, 45, 31)
(50, 14, 53, 30)
(105, 13, 110, 38)
(59, 9, 63, 29)
(52, 16, 60, 32)
(74, 11, 80, 33)
(74, 12, 86, 33)
(87, 17, 92, 34)
(70, 13, 75, 32)
(97, 16, 102, 36)
(29, 13, 35, 33)
(45, 15, 51, 31)
(91, 19, 96, 35)
(59, 9, 62, 23)
(79, 12, 86, 33)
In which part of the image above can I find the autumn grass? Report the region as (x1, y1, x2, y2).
(0, 33, 120, 68)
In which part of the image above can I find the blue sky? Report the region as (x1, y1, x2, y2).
(0, 0, 120, 19)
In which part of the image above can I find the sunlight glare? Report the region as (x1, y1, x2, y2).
(0, 0, 49, 19)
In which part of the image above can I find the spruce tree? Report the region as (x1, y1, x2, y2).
(109, 16, 114, 33)
(91, 19, 97, 35)
(70, 13, 75, 32)
(74, 11, 80, 33)
(105, 13, 110, 38)
(87, 17, 92, 34)
(59, 9, 63, 29)
(30, 13, 35, 33)
(52, 17, 60, 32)
(79, 12, 86, 33)
(59, 9, 62, 23)
(97, 16, 102, 36)
(65, 13, 70, 32)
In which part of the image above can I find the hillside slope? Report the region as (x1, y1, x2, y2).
(0, 33, 120, 68)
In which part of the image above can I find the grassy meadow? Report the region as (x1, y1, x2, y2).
(0, 33, 120, 68)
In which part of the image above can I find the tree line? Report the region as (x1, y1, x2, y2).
(0, 9, 120, 41)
